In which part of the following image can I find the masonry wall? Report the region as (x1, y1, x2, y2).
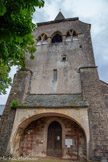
(80, 67, 108, 161)
(9, 107, 89, 158)
(100, 81, 108, 109)
(1, 16, 107, 162)
(0, 71, 31, 155)
(20, 116, 86, 161)
(25, 20, 95, 95)
(100, 81, 108, 124)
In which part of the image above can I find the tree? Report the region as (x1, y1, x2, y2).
(0, 0, 44, 94)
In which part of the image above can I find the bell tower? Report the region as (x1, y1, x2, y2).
(0, 12, 108, 161)
(24, 12, 108, 161)
(26, 12, 95, 95)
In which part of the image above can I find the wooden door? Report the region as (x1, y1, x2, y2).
(47, 121, 62, 157)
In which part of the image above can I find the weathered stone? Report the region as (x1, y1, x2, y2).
(0, 12, 108, 161)
(80, 67, 108, 161)
(0, 71, 31, 155)
(20, 116, 86, 160)
(21, 94, 88, 107)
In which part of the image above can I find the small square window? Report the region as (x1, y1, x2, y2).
(62, 55, 67, 61)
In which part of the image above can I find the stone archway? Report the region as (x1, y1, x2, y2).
(10, 110, 90, 160)
(12, 114, 87, 160)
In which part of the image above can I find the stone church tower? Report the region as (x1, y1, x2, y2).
(0, 12, 108, 161)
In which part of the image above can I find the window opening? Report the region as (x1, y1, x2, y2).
(36, 36, 41, 45)
(42, 40, 47, 44)
(73, 32, 78, 40)
(53, 69, 57, 81)
(80, 45, 82, 48)
(37, 40, 41, 45)
(52, 34, 62, 43)
(62, 55, 67, 61)
(66, 36, 71, 42)
(42, 35, 48, 45)
(66, 32, 71, 42)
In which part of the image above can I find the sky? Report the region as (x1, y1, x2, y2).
(0, 0, 108, 104)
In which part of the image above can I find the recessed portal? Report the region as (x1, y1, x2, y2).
(20, 116, 86, 160)
(47, 121, 62, 157)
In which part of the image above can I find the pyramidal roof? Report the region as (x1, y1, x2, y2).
(37, 12, 79, 27)
(54, 12, 65, 21)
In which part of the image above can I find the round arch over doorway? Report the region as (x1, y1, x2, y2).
(17, 115, 86, 160)
(10, 112, 89, 160)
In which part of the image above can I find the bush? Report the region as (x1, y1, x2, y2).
(11, 100, 19, 109)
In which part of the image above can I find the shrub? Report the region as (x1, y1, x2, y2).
(11, 100, 19, 109)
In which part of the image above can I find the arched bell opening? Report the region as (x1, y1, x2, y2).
(42, 35, 48, 45)
(36, 33, 48, 45)
(66, 31, 71, 42)
(51, 34, 62, 43)
(73, 31, 78, 40)
(65, 29, 79, 42)
(36, 35, 41, 45)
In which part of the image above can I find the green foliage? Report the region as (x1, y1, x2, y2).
(0, 0, 44, 94)
(0, 60, 12, 94)
(10, 100, 19, 109)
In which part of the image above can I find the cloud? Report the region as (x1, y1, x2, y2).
(33, 0, 62, 23)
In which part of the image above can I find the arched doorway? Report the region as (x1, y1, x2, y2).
(47, 121, 62, 157)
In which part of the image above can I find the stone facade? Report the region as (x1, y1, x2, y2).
(9, 107, 89, 159)
(0, 12, 108, 161)
(26, 17, 94, 95)
(80, 67, 108, 161)
(20, 116, 86, 160)
(100, 81, 108, 119)
(0, 71, 31, 154)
